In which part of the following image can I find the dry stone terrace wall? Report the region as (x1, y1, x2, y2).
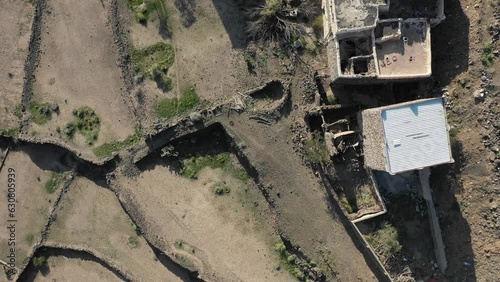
(17, 246, 131, 282)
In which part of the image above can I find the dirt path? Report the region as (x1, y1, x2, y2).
(224, 116, 377, 281)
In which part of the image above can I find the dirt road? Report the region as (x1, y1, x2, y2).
(224, 115, 378, 281)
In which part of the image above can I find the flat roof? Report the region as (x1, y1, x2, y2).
(381, 98, 453, 174)
(334, 0, 384, 30)
(376, 20, 430, 78)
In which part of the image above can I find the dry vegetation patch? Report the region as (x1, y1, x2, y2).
(365, 224, 402, 262)
(132, 42, 175, 91)
(28, 101, 59, 126)
(155, 87, 200, 119)
(93, 125, 143, 159)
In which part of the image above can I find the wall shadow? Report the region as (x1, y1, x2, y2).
(17, 247, 129, 281)
(139, 123, 230, 173)
(211, 0, 249, 49)
(146, 241, 203, 281)
(431, 0, 470, 87)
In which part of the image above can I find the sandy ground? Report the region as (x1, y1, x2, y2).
(122, 0, 261, 129)
(0, 0, 34, 131)
(0, 149, 66, 279)
(45, 176, 186, 282)
(113, 160, 292, 282)
(167, 0, 252, 102)
(29, 255, 123, 282)
(26, 0, 136, 157)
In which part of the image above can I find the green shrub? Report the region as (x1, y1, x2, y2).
(356, 189, 376, 209)
(29, 101, 57, 125)
(0, 128, 20, 137)
(274, 242, 307, 281)
(482, 53, 495, 67)
(246, 0, 316, 42)
(128, 236, 140, 248)
(482, 43, 496, 67)
(32, 256, 47, 268)
(243, 48, 258, 70)
(64, 107, 100, 145)
(156, 87, 200, 119)
(340, 196, 354, 214)
(449, 127, 459, 139)
(274, 242, 286, 254)
(212, 182, 231, 195)
(273, 47, 287, 59)
(160, 145, 179, 158)
(303, 133, 331, 164)
(127, 0, 144, 7)
(93, 125, 142, 158)
(45, 172, 64, 194)
(365, 224, 402, 258)
(180, 152, 249, 182)
(132, 42, 175, 79)
(135, 11, 148, 23)
(262, 0, 283, 16)
(312, 15, 323, 35)
(128, 0, 167, 24)
(154, 0, 170, 23)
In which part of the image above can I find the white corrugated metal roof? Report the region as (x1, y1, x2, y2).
(381, 98, 453, 174)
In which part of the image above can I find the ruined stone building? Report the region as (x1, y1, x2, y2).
(359, 97, 453, 175)
(322, 0, 445, 83)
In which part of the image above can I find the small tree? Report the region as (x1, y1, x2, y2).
(365, 224, 402, 259)
(32, 256, 47, 268)
(246, 0, 319, 42)
(303, 132, 331, 165)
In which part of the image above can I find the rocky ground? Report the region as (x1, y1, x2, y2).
(430, 0, 500, 280)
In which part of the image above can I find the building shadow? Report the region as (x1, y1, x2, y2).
(431, 0, 470, 87)
(429, 139, 477, 280)
(211, 0, 249, 49)
(329, 80, 432, 109)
